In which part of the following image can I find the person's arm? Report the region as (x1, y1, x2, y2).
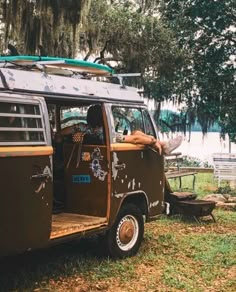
(124, 132, 163, 154)
(55, 123, 88, 142)
(124, 133, 155, 145)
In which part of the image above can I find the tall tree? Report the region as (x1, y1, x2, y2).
(83, 0, 184, 76)
(0, 0, 184, 82)
(160, 0, 236, 140)
(1, 0, 234, 140)
(1, 0, 91, 57)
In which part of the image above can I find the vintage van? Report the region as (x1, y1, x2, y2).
(0, 59, 165, 258)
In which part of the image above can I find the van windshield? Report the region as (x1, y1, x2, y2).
(60, 107, 87, 129)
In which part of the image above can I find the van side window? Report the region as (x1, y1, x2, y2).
(112, 107, 144, 135)
(0, 101, 46, 145)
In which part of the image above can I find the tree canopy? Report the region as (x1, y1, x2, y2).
(159, 0, 236, 140)
(0, 0, 91, 56)
(0, 0, 235, 141)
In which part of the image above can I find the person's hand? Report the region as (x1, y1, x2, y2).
(153, 140, 162, 154)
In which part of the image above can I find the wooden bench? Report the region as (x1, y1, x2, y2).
(165, 152, 197, 190)
(213, 153, 236, 187)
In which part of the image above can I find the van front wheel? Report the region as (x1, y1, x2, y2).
(106, 204, 144, 258)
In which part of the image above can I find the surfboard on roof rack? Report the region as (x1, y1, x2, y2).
(0, 55, 113, 76)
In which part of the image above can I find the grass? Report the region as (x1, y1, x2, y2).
(0, 173, 235, 292)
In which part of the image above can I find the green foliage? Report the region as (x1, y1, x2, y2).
(85, 0, 184, 81)
(1, 0, 92, 56)
(1, 0, 184, 90)
(181, 156, 202, 167)
(160, 0, 236, 141)
(158, 109, 221, 134)
(215, 183, 236, 196)
(1, 0, 235, 141)
(216, 183, 232, 195)
(167, 155, 213, 168)
(158, 109, 188, 133)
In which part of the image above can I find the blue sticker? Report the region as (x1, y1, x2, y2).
(72, 175, 91, 184)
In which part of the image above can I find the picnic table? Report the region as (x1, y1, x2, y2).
(165, 152, 197, 190)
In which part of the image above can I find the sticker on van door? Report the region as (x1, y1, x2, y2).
(81, 152, 91, 161)
(90, 147, 107, 181)
(72, 175, 91, 184)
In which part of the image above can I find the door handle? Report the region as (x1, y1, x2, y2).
(31, 173, 50, 180)
(31, 166, 52, 181)
(114, 163, 126, 170)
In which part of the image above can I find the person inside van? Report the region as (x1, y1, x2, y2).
(57, 104, 104, 145)
(116, 130, 182, 155)
(82, 104, 104, 145)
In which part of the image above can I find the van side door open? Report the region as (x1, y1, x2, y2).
(48, 102, 109, 239)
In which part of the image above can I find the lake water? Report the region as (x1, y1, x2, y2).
(160, 132, 236, 165)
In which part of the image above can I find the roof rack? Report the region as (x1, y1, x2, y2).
(110, 73, 142, 87)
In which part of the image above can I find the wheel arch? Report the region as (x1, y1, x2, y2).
(120, 192, 149, 219)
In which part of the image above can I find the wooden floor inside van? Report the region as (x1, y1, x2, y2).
(50, 213, 107, 239)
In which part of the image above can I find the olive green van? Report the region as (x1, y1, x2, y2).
(0, 62, 165, 258)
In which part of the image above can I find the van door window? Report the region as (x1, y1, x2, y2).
(142, 109, 156, 137)
(0, 101, 46, 145)
(112, 107, 144, 135)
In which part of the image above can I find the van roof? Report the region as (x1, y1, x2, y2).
(0, 68, 144, 104)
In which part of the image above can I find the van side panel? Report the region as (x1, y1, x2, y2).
(110, 144, 165, 223)
(0, 149, 53, 256)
